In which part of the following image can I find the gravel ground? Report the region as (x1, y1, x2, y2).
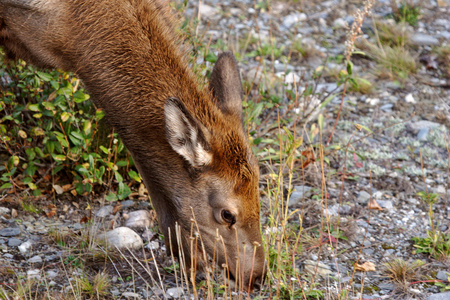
(1, 0, 449, 299)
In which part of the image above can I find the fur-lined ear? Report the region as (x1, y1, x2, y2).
(209, 52, 244, 122)
(164, 97, 212, 167)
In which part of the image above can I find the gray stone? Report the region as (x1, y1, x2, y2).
(304, 260, 332, 276)
(283, 13, 307, 28)
(288, 186, 313, 207)
(411, 33, 440, 46)
(333, 18, 347, 29)
(0, 207, 11, 215)
(103, 227, 143, 250)
(27, 269, 41, 279)
(425, 292, 450, 300)
(0, 227, 20, 237)
(120, 200, 135, 208)
(95, 205, 114, 218)
(7, 238, 21, 247)
(46, 270, 58, 279)
(72, 223, 83, 230)
(357, 191, 371, 204)
(380, 103, 393, 112)
(437, 270, 450, 281)
(28, 255, 43, 263)
(122, 291, 140, 299)
(198, 4, 217, 19)
(409, 120, 441, 131)
(377, 200, 394, 210)
(125, 210, 152, 229)
(166, 287, 184, 298)
(417, 128, 429, 141)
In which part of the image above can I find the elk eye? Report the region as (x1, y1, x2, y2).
(221, 210, 236, 228)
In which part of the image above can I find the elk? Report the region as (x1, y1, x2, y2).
(0, 0, 266, 290)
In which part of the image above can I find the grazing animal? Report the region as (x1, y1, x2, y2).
(0, 0, 266, 289)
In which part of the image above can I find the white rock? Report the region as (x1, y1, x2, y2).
(18, 241, 32, 254)
(366, 98, 380, 105)
(27, 269, 41, 279)
(96, 205, 114, 218)
(0, 207, 11, 215)
(283, 13, 307, 28)
(284, 72, 300, 84)
(199, 4, 216, 18)
(122, 291, 140, 298)
(333, 18, 347, 29)
(166, 287, 184, 298)
(125, 210, 152, 229)
(147, 240, 159, 250)
(46, 270, 58, 279)
(28, 255, 43, 263)
(104, 227, 143, 250)
(405, 93, 416, 103)
(409, 120, 441, 131)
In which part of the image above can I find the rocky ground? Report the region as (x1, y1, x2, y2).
(1, 0, 449, 299)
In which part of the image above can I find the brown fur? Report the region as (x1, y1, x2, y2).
(1, 0, 265, 289)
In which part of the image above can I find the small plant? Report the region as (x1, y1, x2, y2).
(412, 231, 450, 260)
(75, 272, 110, 298)
(389, 0, 421, 27)
(383, 258, 424, 287)
(360, 41, 417, 80)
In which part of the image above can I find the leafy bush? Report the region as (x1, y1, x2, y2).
(0, 52, 138, 200)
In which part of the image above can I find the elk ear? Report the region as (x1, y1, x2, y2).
(209, 52, 244, 123)
(164, 97, 212, 167)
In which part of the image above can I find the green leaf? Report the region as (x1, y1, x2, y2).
(70, 131, 84, 141)
(73, 90, 90, 103)
(36, 71, 53, 82)
(99, 146, 109, 154)
(320, 94, 336, 108)
(114, 171, 123, 183)
(0, 183, 12, 190)
(105, 192, 117, 202)
(128, 170, 141, 182)
(61, 112, 70, 122)
(52, 154, 66, 161)
(346, 60, 353, 75)
(28, 104, 40, 112)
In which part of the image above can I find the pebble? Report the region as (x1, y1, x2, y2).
(357, 191, 371, 204)
(303, 260, 332, 276)
(28, 255, 43, 263)
(104, 227, 143, 250)
(367, 98, 380, 105)
(411, 33, 440, 46)
(166, 287, 184, 298)
(18, 241, 32, 254)
(122, 291, 140, 299)
(125, 210, 153, 229)
(333, 18, 347, 29)
(417, 128, 430, 141)
(405, 93, 416, 103)
(282, 13, 307, 28)
(198, 4, 216, 19)
(410, 120, 441, 131)
(288, 186, 313, 207)
(425, 292, 450, 300)
(380, 103, 393, 112)
(120, 200, 135, 208)
(0, 227, 20, 237)
(0, 207, 11, 215)
(96, 205, 114, 218)
(436, 270, 450, 281)
(27, 269, 41, 279)
(7, 238, 21, 247)
(377, 200, 394, 210)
